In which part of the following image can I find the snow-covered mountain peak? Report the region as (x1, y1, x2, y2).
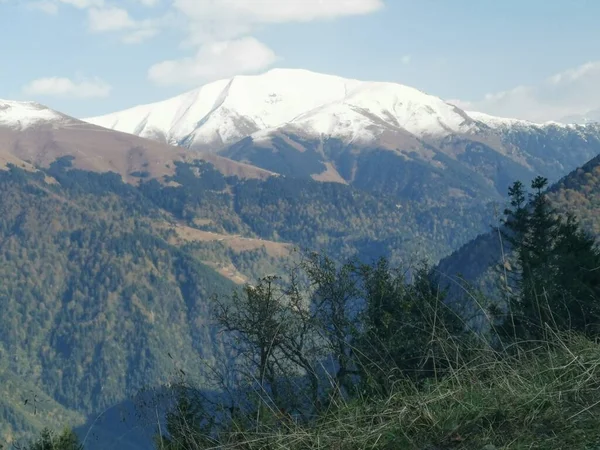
(83, 68, 555, 151)
(0, 99, 65, 130)
(86, 69, 366, 149)
(253, 79, 480, 143)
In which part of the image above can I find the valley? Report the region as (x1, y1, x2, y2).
(1, 69, 600, 449)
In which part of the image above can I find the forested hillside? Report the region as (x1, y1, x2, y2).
(0, 154, 493, 446)
(138, 159, 498, 264)
(0, 162, 243, 444)
(549, 153, 600, 235)
(3, 147, 600, 448)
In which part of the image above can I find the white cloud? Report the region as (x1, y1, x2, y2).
(174, 0, 383, 25)
(174, 0, 384, 45)
(23, 76, 112, 99)
(26, 0, 383, 38)
(134, 0, 160, 6)
(122, 26, 159, 44)
(23, 0, 384, 85)
(23, 0, 168, 43)
(148, 0, 383, 85)
(88, 6, 136, 32)
(454, 61, 600, 123)
(23, 0, 104, 13)
(86, 5, 161, 42)
(26, 1, 59, 14)
(148, 37, 277, 86)
(58, 0, 104, 8)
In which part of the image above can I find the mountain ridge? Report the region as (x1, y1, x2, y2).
(80, 69, 600, 211)
(0, 100, 275, 183)
(84, 68, 564, 152)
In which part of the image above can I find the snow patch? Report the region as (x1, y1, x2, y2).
(466, 111, 569, 129)
(0, 100, 64, 129)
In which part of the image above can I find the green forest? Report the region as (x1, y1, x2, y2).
(0, 156, 492, 447)
(3, 152, 600, 448)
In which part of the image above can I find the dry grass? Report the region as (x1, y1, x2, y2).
(168, 223, 292, 258)
(0, 120, 276, 186)
(195, 333, 600, 449)
(311, 163, 348, 184)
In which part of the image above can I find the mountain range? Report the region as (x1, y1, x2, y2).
(84, 68, 555, 149)
(2, 68, 600, 448)
(85, 69, 600, 208)
(0, 99, 273, 183)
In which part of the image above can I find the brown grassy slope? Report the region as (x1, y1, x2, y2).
(0, 119, 274, 183)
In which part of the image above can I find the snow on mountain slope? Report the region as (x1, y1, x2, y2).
(466, 111, 539, 129)
(0, 100, 65, 130)
(0, 99, 274, 182)
(280, 81, 480, 142)
(85, 68, 507, 151)
(86, 69, 364, 150)
(467, 111, 571, 130)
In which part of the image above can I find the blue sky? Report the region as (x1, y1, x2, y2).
(1, 0, 599, 121)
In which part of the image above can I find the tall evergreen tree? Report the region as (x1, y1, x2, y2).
(501, 177, 600, 339)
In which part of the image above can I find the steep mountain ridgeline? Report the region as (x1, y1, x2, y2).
(223, 124, 600, 208)
(84, 69, 600, 213)
(0, 99, 274, 186)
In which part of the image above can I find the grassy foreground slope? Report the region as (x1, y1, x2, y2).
(232, 334, 600, 450)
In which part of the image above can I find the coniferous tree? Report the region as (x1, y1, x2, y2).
(501, 177, 600, 339)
